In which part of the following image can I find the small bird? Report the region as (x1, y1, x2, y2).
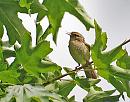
(67, 32, 97, 79)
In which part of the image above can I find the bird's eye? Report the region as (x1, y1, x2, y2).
(76, 35, 80, 37)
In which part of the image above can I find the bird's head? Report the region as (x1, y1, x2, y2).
(67, 32, 85, 42)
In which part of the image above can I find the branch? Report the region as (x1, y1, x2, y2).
(121, 38, 130, 46)
(43, 61, 93, 86)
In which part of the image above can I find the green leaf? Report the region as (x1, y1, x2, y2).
(38, 24, 52, 43)
(19, 0, 32, 9)
(0, 70, 20, 84)
(0, 47, 7, 71)
(37, 0, 94, 43)
(75, 77, 100, 91)
(16, 33, 61, 77)
(109, 75, 130, 98)
(9, 58, 20, 70)
(121, 80, 130, 97)
(101, 32, 107, 51)
(91, 21, 130, 99)
(109, 75, 126, 93)
(109, 66, 130, 97)
(67, 0, 94, 30)
(57, 80, 76, 97)
(109, 65, 130, 80)
(91, 20, 126, 85)
(0, 88, 6, 98)
(116, 51, 130, 69)
(0, 0, 29, 45)
(98, 70, 110, 81)
(0, 21, 4, 38)
(91, 21, 108, 68)
(64, 67, 76, 79)
(1, 41, 12, 48)
(0, 84, 67, 102)
(45, 83, 58, 92)
(3, 49, 16, 59)
(84, 95, 120, 102)
(83, 87, 120, 102)
(105, 46, 126, 63)
(36, 23, 43, 44)
(68, 96, 76, 102)
(30, 0, 47, 14)
(91, 20, 126, 69)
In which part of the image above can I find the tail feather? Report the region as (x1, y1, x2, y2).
(90, 70, 97, 79)
(84, 65, 97, 79)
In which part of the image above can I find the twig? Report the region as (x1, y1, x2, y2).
(121, 38, 130, 46)
(43, 61, 93, 86)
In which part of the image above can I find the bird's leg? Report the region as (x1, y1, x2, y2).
(84, 61, 93, 67)
(84, 61, 90, 67)
(74, 63, 80, 73)
(75, 63, 80, 69)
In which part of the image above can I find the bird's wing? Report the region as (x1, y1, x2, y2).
(85, 43, 90, 52)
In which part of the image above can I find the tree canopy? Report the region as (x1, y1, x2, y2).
(0, 0, 129, 101)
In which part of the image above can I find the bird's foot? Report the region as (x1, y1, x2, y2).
(84, 61, 93, 67)
(74, 64, 81, 73)
(75, 64, 80, 70)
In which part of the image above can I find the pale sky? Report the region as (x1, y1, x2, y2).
(3, 0, 130, 102)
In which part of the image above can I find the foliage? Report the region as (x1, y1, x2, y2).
(0, 0, 129, 102)
(0, 84, 67, 102)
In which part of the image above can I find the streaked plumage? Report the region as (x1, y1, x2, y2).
(68, 32, 97, 79)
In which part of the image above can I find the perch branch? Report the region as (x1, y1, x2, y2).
(43, 61, 93, 86)
(121, 38, 130, 46)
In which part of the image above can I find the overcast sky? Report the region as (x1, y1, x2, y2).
(14, 0, 130, 102)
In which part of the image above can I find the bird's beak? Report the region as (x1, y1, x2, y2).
(66, 32, 71, 35)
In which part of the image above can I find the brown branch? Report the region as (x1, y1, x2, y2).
(43, 61, 93, 86)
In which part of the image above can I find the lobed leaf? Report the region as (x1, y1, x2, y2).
(0, 47, 7, 71)
(36, 0, 94, 43)
(68, 96, 76, 102)
(0, 70, 20, 84)
(0, 21, 4, 38)
(63, 67, 76, 79)
(83, 87, 120, 102)
(36, 23, 43, 44)
(67, 0, 94, 30)
(91, 20, 126, 69)
(0, 0, 29, 45)
(75, 77, 100, 91)
(57, 80, 76, 97)
(91, 21, 130, 98)
(0, 45, 20, 84)
(101, 32, 107, 51)
(0, 84, 67, 102)
(109, 65, 130, 80)
(109, 75, 130, 98)
(116, 51, 130, 69)
(19, 0, 33, 9)
(3, 49, 16, 59)
(30, 0, 47, 14)
(16, 33, 61, 77)
(109, 75, 126, 93)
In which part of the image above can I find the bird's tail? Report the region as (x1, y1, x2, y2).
(84, 65, 97, 79)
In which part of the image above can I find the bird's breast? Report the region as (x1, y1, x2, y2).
(68, 40, 90, 65)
